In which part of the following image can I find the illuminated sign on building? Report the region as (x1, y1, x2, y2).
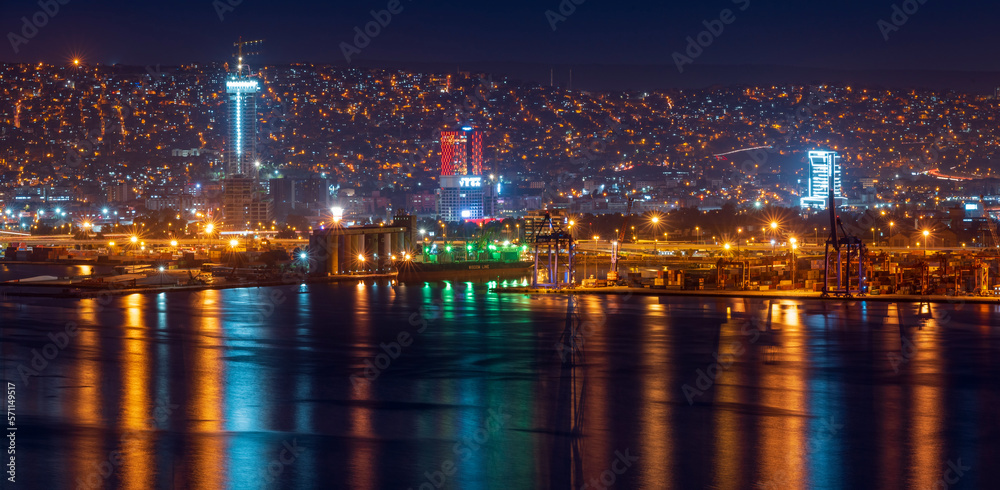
(459, 177, 482, 187)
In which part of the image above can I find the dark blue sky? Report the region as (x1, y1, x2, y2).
(2, 0, 995, 72)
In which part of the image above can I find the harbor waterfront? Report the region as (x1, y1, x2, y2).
(2, 278, 999, 489)
(6, 4, 1000, 487)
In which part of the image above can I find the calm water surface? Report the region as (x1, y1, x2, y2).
(1, 275, 998, 489)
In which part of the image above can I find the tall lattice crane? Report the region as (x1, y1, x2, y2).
(977, 195, 1000, 295)
(980, 195, 1000, 251)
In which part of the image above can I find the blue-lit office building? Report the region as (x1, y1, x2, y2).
(801, 150, 848, 209)
(222, 49, 270, 230)
(225, 77, 259, 177)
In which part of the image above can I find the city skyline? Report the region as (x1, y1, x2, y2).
(5, 4, 1000, 489)
(4, 59, 1000, 225)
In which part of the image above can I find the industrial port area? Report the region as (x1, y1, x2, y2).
(507, 189, 1000, 303)
(3, 204, 1000, 302)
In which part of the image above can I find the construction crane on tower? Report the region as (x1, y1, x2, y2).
(232, 38, 265, 76)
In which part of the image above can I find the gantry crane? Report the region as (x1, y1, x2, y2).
(822, 172, 867, 298)
(532, 213, 575, 288)
(980, 195, 1000, 250)
(978, 195, 999, 295)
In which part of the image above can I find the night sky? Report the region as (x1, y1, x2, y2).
(3, 0, 999, 86)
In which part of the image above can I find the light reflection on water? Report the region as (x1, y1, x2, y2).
(0, 263, 111, 282)
(2, 282, 999, 489)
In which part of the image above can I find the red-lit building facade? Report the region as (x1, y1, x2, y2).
(438, 127, 496, 221)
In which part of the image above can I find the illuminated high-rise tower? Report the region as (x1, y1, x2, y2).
(223, 38, 271, 230)
(440, 127, 483, 176)
(226, 78, 258, 176)
(801, 150, 847, 209)
(438, 126, 491, 221)
(225, 39, 262, 177)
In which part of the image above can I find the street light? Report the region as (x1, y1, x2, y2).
(651, 216, 660, 251)
(923, 229, 930, 255)
(790, 238, 798, 288)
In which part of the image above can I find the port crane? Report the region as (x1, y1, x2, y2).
(976, 195, 999, 295)
(607, 197, 634, 285)
(821, 173, 867, 298)
(980, 195, 1000, 251)
(531, 213, 575, 288)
